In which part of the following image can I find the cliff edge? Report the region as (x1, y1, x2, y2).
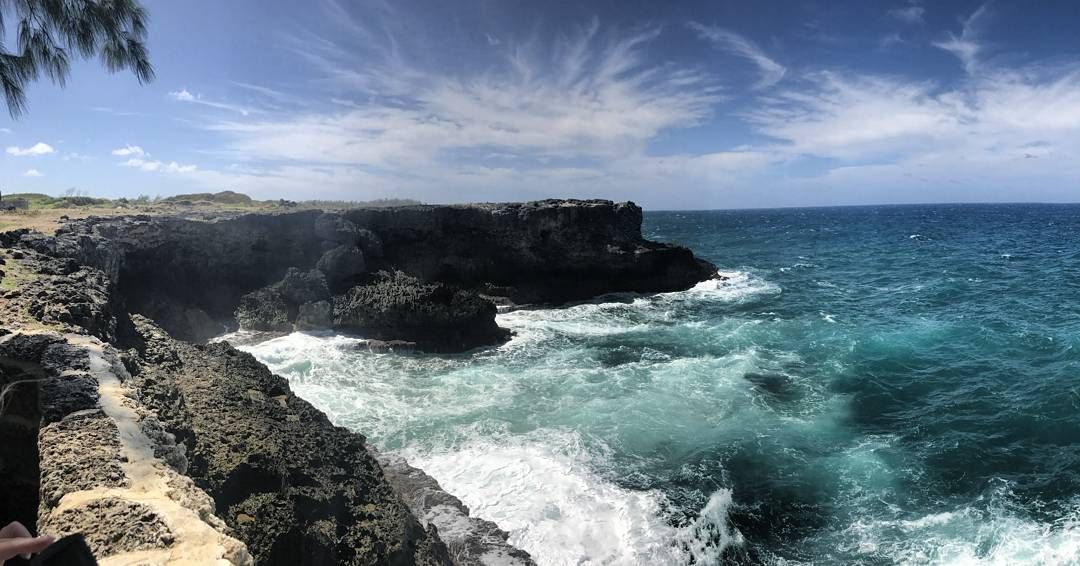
(0, 199, 716, 565)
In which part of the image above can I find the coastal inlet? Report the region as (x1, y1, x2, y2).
(239, 204, 1080, 565)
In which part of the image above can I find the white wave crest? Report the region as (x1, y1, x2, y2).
(404, 431, 742, 566)
(841, 489, 1080, 565)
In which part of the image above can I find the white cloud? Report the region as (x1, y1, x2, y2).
(111, 145, 146, 157)
(741, 64, 1080, 199)
(165, 161, 197, 174)
(210, 22, 718, 169)
(119, 156, 197, 174)
(688, 22, 787, 89)
(933, 4, 989, 74)
(169, 88, 254, 116)
(23, 168, 43, 177)
(0, 128, 11, 134)
(6, 142, 55, 156)
(889, 5, 925, 24)
(152, 8, 1080, 207)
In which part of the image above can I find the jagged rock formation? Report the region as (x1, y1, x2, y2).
(126, 316, 451, 565)
(340, 200, 715, 304)
(14, 200, 714, 350)
(330, 271, 510, 353)
(0, 331, 251, 564)
(0, 199, 717, 565)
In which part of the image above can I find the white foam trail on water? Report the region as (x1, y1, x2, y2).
(495, 270, 778, 345)
(402, 431, 742, 566)
(838, 485, 1080, 566)
(223, 274, 773, 565)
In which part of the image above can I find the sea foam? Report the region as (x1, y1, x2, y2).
(402, 430, 742, 565)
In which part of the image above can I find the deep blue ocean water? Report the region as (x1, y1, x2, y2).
(234, 204, 1080, 565)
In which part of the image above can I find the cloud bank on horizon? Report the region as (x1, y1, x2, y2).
(2, 0, 1080, 209)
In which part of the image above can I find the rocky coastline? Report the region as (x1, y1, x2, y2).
(0, 199, 717, 564)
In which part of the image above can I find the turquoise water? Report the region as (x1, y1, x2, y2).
(234, 204, 1080, 565)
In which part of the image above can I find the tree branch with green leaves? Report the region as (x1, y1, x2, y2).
(0, 0, 153, 117)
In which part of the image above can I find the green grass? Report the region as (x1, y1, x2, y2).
(0, 258, 35, 292)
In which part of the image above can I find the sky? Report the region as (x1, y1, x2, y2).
(3, 0, 1080, 209)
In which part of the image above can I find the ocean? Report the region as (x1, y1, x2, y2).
(230, 204, 1080, 565)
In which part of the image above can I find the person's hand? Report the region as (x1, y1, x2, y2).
(0, 522, 54, 563)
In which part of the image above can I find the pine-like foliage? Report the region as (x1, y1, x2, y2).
(0, 0, 153, 117)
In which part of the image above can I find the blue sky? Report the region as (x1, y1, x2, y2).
(3, 0, 1080, 209)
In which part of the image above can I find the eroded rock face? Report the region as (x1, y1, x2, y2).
(0, 199, 713, 564)
(378, 453, 536, 566)
(332, 271, 509, 353)
(342, 199, 717, 303)
(29, 200, 714, 346)
(0, 331, 252, 564)
(41, 497, 175, 556)
(127, 316, 452, 566)
(318, 245, 366, 293)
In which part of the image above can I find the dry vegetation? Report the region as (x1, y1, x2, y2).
(0, 191, 422, 234)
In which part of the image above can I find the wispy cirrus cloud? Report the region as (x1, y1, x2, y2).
(7, 142, 55, 156)
(203, 14, 723, 184)
(933, 3, 989, 74)
(744, 63, 1080, 195)
(688, 22, 786, 89)
(140, 0, 1080, 207)
(169, 89, 256, 116)
(889, 4, 925, 25)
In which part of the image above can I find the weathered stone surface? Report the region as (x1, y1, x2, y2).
(38, 372, 98, 424)
(317, 245, 366, 293)
(41, 497, 174, 556)
(129, 316, 452, 565)
(295, 300, 333, 330)
(278, 268, 330, 306)
(333, 271, 509, 353)
(236, 287, 292, 332)
(0, 199, 717, 563)
(342, 199, 717, 303)
(379, 453, 536, 566)
(314, 212, 360, 245)
(38, 410, 128, 508)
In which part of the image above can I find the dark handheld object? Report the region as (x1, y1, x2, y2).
(30, 534, 97, 566)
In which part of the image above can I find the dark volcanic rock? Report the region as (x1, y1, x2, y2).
(236, 287, 292, 331)
(379, 453, 535, 566)
(343, 199, 717, 303)
(236, 268, 331, 332)
(317, 245, 366, 293)
(129, 316, 451, 565)
(333, 271, 510, 353)
(279, 268, 330, 306)
(295, 300, 333, 330)
(314, 212, 360, 245)
(47, 212, 327, 342)
(25, 199, 715, 343)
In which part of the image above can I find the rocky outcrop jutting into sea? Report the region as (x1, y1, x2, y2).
(0, 199, 716, 565)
